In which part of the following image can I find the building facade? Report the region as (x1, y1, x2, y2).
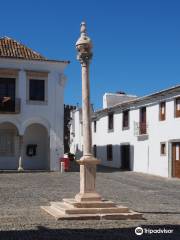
(70, 86, 180, 178)
(0, 37, 69, 170)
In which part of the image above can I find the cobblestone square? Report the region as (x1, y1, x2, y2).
(0, 165, 179, 239)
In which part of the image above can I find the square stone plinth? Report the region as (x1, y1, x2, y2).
(41, 198, 143, 220)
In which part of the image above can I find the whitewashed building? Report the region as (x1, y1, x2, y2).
(0, 37, 69, 170)
(70, 86, 180, 178)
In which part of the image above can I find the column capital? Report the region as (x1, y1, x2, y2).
(77, 52, 92, 65)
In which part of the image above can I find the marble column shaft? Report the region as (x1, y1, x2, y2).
(81, 62, 92, 156)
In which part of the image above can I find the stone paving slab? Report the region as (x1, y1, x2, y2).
(0, 165, 179, 239)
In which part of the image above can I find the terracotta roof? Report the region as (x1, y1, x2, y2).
(0, 37, 70, 63)
(0, 37, 46, 60)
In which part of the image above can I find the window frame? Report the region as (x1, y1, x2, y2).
(93, 121, 97, 133)
(108, 113, 114, 131)
(160, 142, 166, 156)
(159, 101, 166, 121)
(29, 79, 45, 102)
(139, 107, 147, 135)
(122, 110, 129, 130)
(26, 75, 48, 105)
(175, 97, 180, 118)
(93, 144, 97, 157)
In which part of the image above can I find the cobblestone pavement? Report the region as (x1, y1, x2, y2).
(0, 164, 180, 239)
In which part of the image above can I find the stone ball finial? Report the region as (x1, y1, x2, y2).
(80, 22, 86, 36)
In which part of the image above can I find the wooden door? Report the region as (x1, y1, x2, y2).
(172, 143, 180, 178)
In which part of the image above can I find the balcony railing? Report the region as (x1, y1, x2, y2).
(134, 122, 148, 136)
(0, 97, 21, 114)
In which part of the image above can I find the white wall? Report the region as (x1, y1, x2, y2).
(93, 94, 180, 177)
(23, 123, 49, 170)
(0, 58, 68, 170)
(70, 109, 83, 159)
(71, 91, 180, 178)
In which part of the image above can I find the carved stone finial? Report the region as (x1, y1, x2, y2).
(76, 21, 93, 64)
(80, 22, 86, 36)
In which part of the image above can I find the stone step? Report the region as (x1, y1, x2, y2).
(41, 206, 143, 220)
(50, 202, 71, 214)
(63, 198, 116, 208)
(41, 206, 64, 220)
(50, 201, 130, 214)
(101, 211, 143, 220)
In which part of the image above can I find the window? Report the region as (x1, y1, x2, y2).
(160, 143, 166, 155)
(175, 97, 180, 118)
(94, 121, 96, 132)
(0, 78, 16, 112)
(107, 144, 113, 161)
(93, 144, 97, 157)
(108, 113, 114, 131)
(159, 102, 166, 121)
(0, 131, 14, 156)
(122, 110, 129, 129)
(29, 79, 45, 101)
(140, 107, 147, 134)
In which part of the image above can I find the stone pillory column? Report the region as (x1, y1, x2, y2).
(75, 22, 101, 202)
(41, 22, 143, 220)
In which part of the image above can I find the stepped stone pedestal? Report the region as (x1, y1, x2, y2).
(41, 198, 142, 220)
(41, 157, 142, 220)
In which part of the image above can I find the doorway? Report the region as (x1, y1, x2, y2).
(172, 142, 180, 178)
(121, 144, 130, 170)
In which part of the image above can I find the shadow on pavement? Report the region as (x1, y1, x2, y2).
(69, 161, 125, 173)
(0, 225, 179, 240)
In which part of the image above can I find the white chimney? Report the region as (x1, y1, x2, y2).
(103, 92, 137, 109)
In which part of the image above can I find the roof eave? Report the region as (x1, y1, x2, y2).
(0, 56, 70, 64)
(94, 85, 180, 117)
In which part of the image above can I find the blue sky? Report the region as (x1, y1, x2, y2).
(0, 0, 180, 109)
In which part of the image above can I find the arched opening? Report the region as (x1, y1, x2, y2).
(23, 123, 49, 170)
(0, 122, 19, 169)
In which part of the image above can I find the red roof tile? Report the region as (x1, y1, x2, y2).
(0, 37, 46, 60)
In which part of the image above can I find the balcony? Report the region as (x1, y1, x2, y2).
(0, 97, 21, 114)
(134, 122, 149, 140)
